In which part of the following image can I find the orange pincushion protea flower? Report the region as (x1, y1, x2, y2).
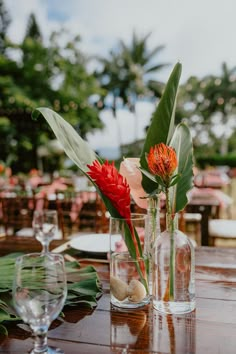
(147, 143, 177, 184)
(87, 160, 131, 220)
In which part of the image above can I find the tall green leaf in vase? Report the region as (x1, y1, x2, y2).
(140, 62, 193, 210)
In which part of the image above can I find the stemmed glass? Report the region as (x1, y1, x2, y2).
(12, 253, 67, 354)
(33, 210, 58, 253)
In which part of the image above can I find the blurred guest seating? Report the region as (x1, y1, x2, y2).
(0, 193, 46, 236)
(45, 188, 109, 238)
(194, 168, 231, 189)
(0, 171, 111, 239)
(208, 219, 236, 246)
(54, 190, 80, 239)
(183, 212, 202, 246)
(79, 193, 109, 233)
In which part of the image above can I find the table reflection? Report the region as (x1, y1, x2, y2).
(110, 308, 149, 352)
(153, 311, 196, 354)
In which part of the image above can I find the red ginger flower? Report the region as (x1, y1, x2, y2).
(147, 143, 177, 185)
(88, 160, 143, 265)
(87, 160, 131, 220)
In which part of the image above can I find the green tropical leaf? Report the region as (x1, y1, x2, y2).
(140, 62, 182, 193)
(75, 265, 97, 274)
(123, 222, 143, 259)
(33, 107, 121, 219)
(123, 223, 138, 259)
(0, 324, 8, 336)
(169, 174, 181, 187)
(65, 296, 97, 308)
(32, 107, 100, 171)
(169, 123, 194, 212)
(0, 308, 17, 322)
(67, 282, 101, 297)
(139, 168, 157, 183)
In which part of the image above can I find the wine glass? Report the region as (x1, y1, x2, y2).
(33, 210, 58, 253)
(12, 253, 67, 354)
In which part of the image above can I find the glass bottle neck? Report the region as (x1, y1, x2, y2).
(166, 213, 178, 231)
(146, 195, 161, 239)
(147, 195, 159, 212)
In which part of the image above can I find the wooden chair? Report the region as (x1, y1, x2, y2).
(1, 195, 40, 236)
(79, 193, 109, 232)
(209, 219, 236, 246)
(55, 191, 80, 239)
(94, 194, 110, 233)
(186, 201, 220, 246)
(183, 212, 202, 246)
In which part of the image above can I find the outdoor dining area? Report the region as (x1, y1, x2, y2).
(0, 172, 109, 239)
(0, 166, 235, 247)
(0, 163, 236, 353)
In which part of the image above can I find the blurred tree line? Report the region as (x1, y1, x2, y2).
(177, 63, 236, 162)
(0, 1, 104, 172)
(0, 0, 235, 173)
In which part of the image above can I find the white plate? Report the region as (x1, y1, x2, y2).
(70, 233, 122, 255)
(15, 228, 34, 237)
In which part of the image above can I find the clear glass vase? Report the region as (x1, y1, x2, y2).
(144, 196, 161, 295)
(152, 213, 195, 314)
(109, 214, 151, 309)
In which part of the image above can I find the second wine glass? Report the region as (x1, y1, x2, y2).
(33, 209, 59, 253)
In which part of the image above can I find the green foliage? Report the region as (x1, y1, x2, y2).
(0, 255, 102, 337)
(0, 13, 103, 172)
(33, 108, 100, 171)
(0, 0, 11, 54)
(33, 107, 121, 219)
(177, 63, 236, 155)
(196, 153, 236, 168)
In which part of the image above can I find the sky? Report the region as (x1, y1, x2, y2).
(4, 0, 236, 158)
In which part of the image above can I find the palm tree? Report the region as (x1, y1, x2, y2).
(95, 31, 168, 152)
(25, 13, 42, 41)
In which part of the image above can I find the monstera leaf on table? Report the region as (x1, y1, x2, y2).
(0, 255, 102, 336)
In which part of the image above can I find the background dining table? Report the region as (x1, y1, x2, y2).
(0, 239, 236, 353)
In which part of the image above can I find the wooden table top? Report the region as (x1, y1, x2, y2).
(0, 240, 236, 353)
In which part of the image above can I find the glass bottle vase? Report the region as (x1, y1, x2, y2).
(152, 213, 195, 314)
(144, 196, 161, 295)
